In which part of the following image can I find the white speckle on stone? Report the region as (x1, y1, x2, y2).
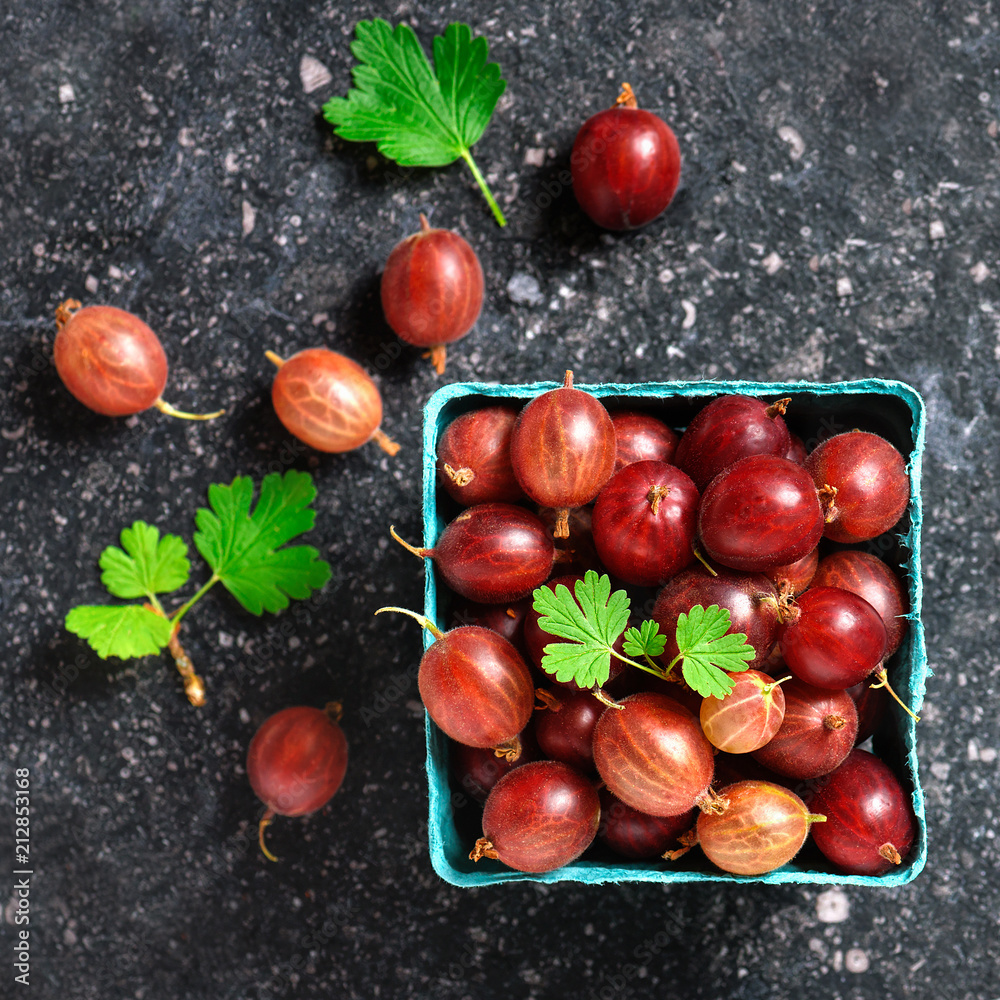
(299, 55, 333, 94)
(836, 276, 853, 298)
(777, 125, 805, 160)
(930, 761, 950, 780)
(666, 344, 686, 358)
(238, 707, 251, 725)
(968, 739, 979, 760)
(970, 261, 990, 284)
(506, 272, 544, 306)
(242, 200, 256, 236)
(289, 215, 302, 228)
(929, 219, 946, 241)
(979, 747, 997, 763)
(218, 631, 234, 649)
(523, 147, 546, 167)
(658, 267, 675, 284)
(680, 300, 697, 329)
(63, 928, 78, 946)
(84, 275, 99, 294)
(224, 152, 240, 175)
(762, 252, 784, 275)
(816, 888, 850, 923)
(108, 265, 123, 279)
(832, 949, 844, 971)
(178, 127, 196, 148)
(808, 937, 827, 956)
(845, 949, 870, 973)
(731, 161, 747, 173)
(32, 243, 46, 257)
(58, 83, 76, 104)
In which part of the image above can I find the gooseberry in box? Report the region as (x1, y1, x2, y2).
(419, 378, 926, 887)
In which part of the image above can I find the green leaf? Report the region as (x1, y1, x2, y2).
(98, 521, 191, 600)
(623, 620, 667, 659)
(532, 570, 630, 689)
(322, 20, 507, 224)
(66, 605, 173, 660)
(674, 604, 756, 699)
(193, 470, 332, 616)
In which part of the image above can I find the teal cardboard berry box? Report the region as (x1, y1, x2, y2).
(420, 378, 928, 887)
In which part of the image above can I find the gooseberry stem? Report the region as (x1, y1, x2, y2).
(154, 398, 226, 421)
(371, 428, 401, 456)
(870, 667, 920, 722)
(265, 350, 286, 369)
(388, 525, 430, 560)
(258, 809, 279, 862)
(374, 605, 445, 641)
(459, 150, 507, 227)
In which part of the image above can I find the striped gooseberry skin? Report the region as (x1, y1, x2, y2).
(436, 404, 524, 505)
(271, 348, 383, 453)
(510, 371, 617, 515)
(700, 670, 787, 754)
(54, 304, 168, 416)
(381, 219, 484, 350)
(591, 460, 699, 587)
(809, 550, 909, 656)
(247, 706, 348, 818)
(674, 394, 791, 492)
(697, 780, 821, 875)
(779, 587, 887, 690)
(597, 788, 695, 860)
(592, 692, 714, 817)
(698, 455, 825, 572)
(418, 626, 534, 748)
(805, 431, 909, 543)
(806, 749, 917, 875)
(751, 679, 858, 779)
(475, 761, 600, 872)
(431, 504, 555, 604)
(610, 411, 679, 472)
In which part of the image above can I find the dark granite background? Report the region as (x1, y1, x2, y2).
(1, 1, 998, 998)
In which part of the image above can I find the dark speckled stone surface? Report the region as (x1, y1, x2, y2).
(2, 2, 999, 998)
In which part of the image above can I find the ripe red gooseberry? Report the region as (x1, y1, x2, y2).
(247, 703, 348, 861)
(381, 214, 484, 374)
(571, 83, 682, 230)
(470, 761, 600, 872)
(54, 300, 224, 420)
(509, 370, 617, 538)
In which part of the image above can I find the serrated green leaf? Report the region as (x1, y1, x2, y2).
(322, 20, 507, 223)
(539, 642, 611, 689)
(323, 20, 504, 166)
(674, 604, 756, 698)
(532, 571, 630, 690)
(98, 521, 191, 600)
(193, 470, 332, 615)
(66, 605, 173, 659)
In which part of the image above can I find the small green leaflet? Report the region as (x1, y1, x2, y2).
(194, 470, 332, 615)
(65, 605, 174, 659)
(675, 605, 756, 699)
(99, 522, 191, 600)
(532, 570, 630, 689)
(322, 20, 508, 225)
(623, 620, 667, 659)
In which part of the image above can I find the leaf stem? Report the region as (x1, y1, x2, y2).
(170, 574, 220, 628)
(609, 645, 667, 680)
(460, 149, 506, 227)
